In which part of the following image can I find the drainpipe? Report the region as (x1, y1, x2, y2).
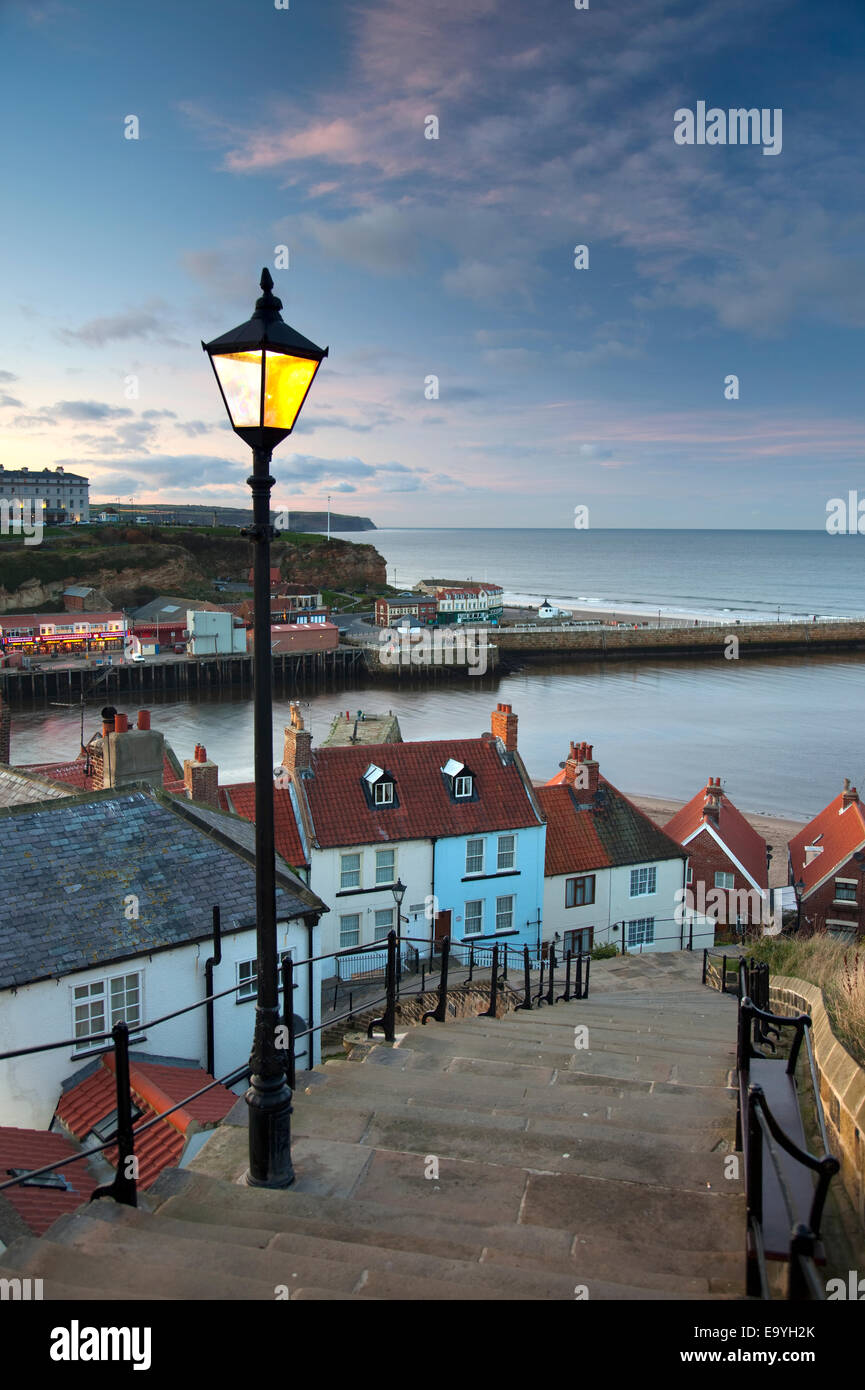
(204, 905, 222, 1076)
(430, 836, 437, 962)
(306, 913, 316, 1070)
(681, 857, 688, 950)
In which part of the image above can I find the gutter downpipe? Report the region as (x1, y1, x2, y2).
(205, 905, 222, 1076)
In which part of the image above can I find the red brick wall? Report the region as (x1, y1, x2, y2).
(801, 855, 864, 935)
(683, 824, 764, 925)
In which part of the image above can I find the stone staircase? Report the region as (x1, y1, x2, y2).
(0, 951, 747, 1299)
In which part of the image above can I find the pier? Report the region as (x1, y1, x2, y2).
(0, 645, 367, 705)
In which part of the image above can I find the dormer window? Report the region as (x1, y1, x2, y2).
(442, 758, 474, 800)
(363, 763, 395, 808)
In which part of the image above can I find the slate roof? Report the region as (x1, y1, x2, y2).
(23, 747, 186, 795)
(665, 782, 768, 888)
(296, 737, 543, 849)
(789, 787, 865, 897)
(0, 785, 326, 991)
(0, 1127, 97, 1236)
(56, 1053, 236, 1191)
(0, 767, 73, 808)
(538, 778, 686, 876)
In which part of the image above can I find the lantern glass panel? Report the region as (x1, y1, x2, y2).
(264, 351, 320, 430)
(211, 351, 263, 428)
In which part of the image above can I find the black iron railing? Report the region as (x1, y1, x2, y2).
(1, 928, 576, 1209)
(702, 951, 841, 1299)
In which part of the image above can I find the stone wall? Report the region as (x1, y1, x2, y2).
(496, 620, 865, 661)
(769, 974, 865, 1231)
(322, 979, 521, 1054)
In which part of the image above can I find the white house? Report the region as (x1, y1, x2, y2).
(187, 608, 246, 656)
(539, 741, 715, 955)
(0, 784, 326, 1131)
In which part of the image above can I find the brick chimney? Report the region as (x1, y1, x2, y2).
(283, 702, 313, 776)
(490, 702, 518, 752)
(0, 692, 10, 765)
(842, 778, 859, 810)
(184, 743, 220, 809)
(702, 776, 723, 826)
(563, 740, 599, 795)
(101, 710, 165, 790)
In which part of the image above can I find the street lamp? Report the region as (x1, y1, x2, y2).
(793, 876, 805, 933)
(203, 268, 327, 1188)
(391, 877, 407, 968)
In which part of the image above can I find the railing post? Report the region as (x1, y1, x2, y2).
(90, 1021, 137, 1208)
(479, 943, 500, 1018)
(745, 1084, 764, 1298)
(367, 930, 397, 1041)
(280, 955, 296, 1090)
(468, 942, 475, 982)
(501, 943, 508, 981)
(535, 956, 546, 1005)
(516, 943, 533, 1010)
(544, 942, 557, 1006)
(688, 916, 693, 951)
(422, 936, 450, 1024)
(558, 950, 572, 1003)
(702, 947, 708, 985)
(787, 1224, 817, 1301)
(583, 952, 591, 999)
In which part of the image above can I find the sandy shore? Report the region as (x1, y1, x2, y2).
(628, 793, 806, 889)
(504, 604, 727, 629)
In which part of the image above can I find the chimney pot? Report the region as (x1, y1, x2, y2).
(196, 745, 207, 763)
(114, 713, 128, 734)
(137, 710, 150, 730)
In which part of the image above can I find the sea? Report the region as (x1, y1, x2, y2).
(9, 529, 865, 821)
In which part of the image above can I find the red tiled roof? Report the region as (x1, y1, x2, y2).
(538, 778, 685, 876)
(22, 750, 183, 795)
(789, 789, 865, 897)
(298, 737, 541, 848)
(56, 1055, 236, 1192)
(0, 611, 124, 629)
(0, 1126, 97, 1235)
(219, 784, 309, 867)
(665, 783, 768, 888)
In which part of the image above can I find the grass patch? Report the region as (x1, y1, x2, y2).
(743, 934, 865, 1067)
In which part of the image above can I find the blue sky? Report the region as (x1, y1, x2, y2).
(0, 0, 863, 527)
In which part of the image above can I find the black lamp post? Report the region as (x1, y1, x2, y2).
(203, 269, 327, 1187)
(391, 877, 407, 968)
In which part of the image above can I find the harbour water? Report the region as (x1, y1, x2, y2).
(11, 649, 865, 822)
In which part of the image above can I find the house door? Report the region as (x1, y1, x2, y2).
(434, 910, 451, 946)
(563, 927, 594, 957)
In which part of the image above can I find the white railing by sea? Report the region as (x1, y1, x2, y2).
(502, 615, 865, 634)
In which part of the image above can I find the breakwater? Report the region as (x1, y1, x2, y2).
(495, 618, 865, 662)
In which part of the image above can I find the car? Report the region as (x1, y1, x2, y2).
(128, 653, 145, 663)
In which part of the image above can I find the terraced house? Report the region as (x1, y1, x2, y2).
(539, 741, 709, 956)
(226, 702, 546, 971)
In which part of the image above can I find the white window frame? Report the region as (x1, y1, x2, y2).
(497, 834, 516, 871)
(340, 852, 361, 890)
(495, 895, 515, 933)
(374, 907, 394, 941)
(339, 913, 361, 949)
(714, 871, 735, 890)
(73, 971, 143, 1053)
(375, 848, 396, 885)
(465, 838, 485, 875)
(454, 774, 473, 798)
(627, 917, 655, 947)
(464, 900, 483, 935)
(629, 865, 657, 898)
(374, 781, 394, 806)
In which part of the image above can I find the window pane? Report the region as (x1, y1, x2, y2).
(340, 914, 360, 948)
(495, 896, 514, 931)
(497, 835, 515, 871)
(375, 849, 395, 884)
(374, 908, 393, 940)
(340, 853, 361, 889)
(466, 839, 484, 874)
(237, 959, 257, 999)
(464, 900, 483, 934)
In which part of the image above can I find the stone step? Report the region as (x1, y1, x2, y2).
(152, 1195, 730, 1295)
(39, 1203, 675, 1301)
(423, 1010, 737, 1049)
(290, 1090, 730, 1150)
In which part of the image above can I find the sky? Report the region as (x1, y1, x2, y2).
(0, 0, 863, 529)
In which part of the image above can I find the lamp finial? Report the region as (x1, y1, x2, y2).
(254, 267, 283, 322)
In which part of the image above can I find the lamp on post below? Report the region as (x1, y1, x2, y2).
(391, 877, 407, 972)
(794, 876, 805, 934)
(203, 268, 327, 1188)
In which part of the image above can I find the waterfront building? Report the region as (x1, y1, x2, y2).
(374, 593, 438, 627)
(0, 782, 326, 1130)
(664, 777, 769, 927)
(434, 583, 504, 625)
(0, 465, 89, 524)
(220, 702, 546, 969)
(0, 611, 127, 656)
(266, 621, 339, 654)
(187, 608, 247, 656)
(788, 780, 865, 939)
(540, 742, 708, 955)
